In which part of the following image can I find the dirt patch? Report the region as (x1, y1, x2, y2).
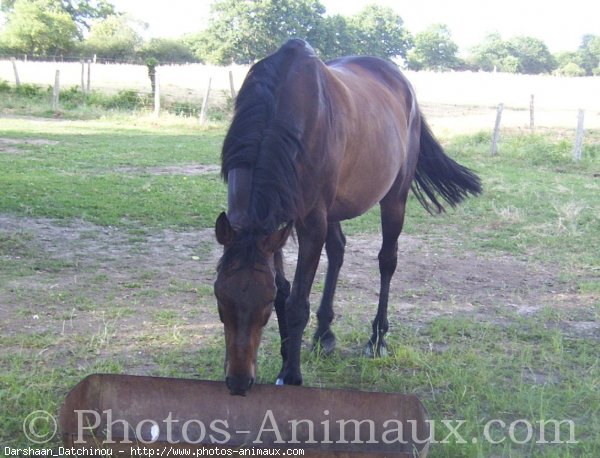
(0, 215, 597, 377)
(292, 233, 596, 335)
(0, 137, 59, 153)
(115, 164, 221, 176)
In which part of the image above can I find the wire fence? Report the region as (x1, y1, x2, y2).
(1, 58, 598, 154)
(0, 51, 199, 66)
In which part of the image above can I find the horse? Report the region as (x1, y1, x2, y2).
(214, 39, 481, 396)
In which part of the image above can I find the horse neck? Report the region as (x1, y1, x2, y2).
(227, 168, 253, 230)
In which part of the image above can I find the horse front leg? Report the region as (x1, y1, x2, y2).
(273, 250, 291, 381)
(312, 221, 346, 355)
(276, 212, 327, 386)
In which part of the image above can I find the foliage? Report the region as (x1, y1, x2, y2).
(577, 34, 600, 75)
(191, 1, 411, 64)
(97, 89, 151, 109)
(0, 80, 157, 115)
(345, 4, 411, 60)
(505, 36, 556, 74)
(555, 62, 586, 77)
(407, 24, 460, 71)
(0, 0, 79, 56)
(14, 82, 44, 97)
(554, 50, 582, 68)
(1, 0, 115, 34)
(469, 32, 556, 74)
(61, 0, 115, 32)
(468, 32, 506, 71)
(145, 57, 158, 95)
(139, 37, 198, 63)
(312, 14, 356, 60)
(0, 0, 594, 75)
(82, 14, 142, 60)
(192, 0, 326, 65)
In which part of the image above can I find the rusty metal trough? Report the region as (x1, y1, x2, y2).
(60, 374, 430, 457)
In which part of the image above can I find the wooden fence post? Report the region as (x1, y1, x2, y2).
(229, 70, 236, 99)
(572, 109, 585, 161)
(490, 103, 504, 156)
(154, 71, 161, 117)
(199, 77, 212, 125)
(529, 94, 535, 132)
(52, 69, 60, 111)
(86, 60, 91, 93)
(10, 57, 20, 86)
(80, 60, 86, 94)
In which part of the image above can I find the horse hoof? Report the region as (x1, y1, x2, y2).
(312, 334, 336, 356)
(276, 370, 303, 386)
(364, 341, 388, 358)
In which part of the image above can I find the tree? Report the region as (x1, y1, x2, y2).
(82, 14, 142, 60)
(555, 62, 586, 77)
(195, 0, 326, 65)
(505, 36, 556, 74)
(469, 33, 556, 74)
(407, 24, 460, 71)
(312, 14, 357, 60)
(555, 51, 582, 69)
(0, 0, 79, 55)
(347, 4, 411, 60)
(469, 32, 508, 71)
(577, 34, 600, 75)
(139, 38, 197, 64)
(2, 0, 115, 34)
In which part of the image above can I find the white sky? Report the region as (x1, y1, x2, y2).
(2, 0, 599, 53)
(110, 0, 599, 53)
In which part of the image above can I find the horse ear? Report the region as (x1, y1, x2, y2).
(215, 212, 235, 246)
(262, 222, 293, 253)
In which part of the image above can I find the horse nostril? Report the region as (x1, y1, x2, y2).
(226, 376, 254, 396)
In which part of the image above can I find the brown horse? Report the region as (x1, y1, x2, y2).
(214, 39, 481, 395)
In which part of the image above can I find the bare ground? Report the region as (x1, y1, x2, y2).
(0, 215, 597, 376)
(0, 137, 59, 154)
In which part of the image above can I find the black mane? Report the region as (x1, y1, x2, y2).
(221, 39, 314, 236)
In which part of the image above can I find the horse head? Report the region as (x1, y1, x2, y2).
(214, 212, 291, 395)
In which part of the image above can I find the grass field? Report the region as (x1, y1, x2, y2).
(1, 95, 599, 456)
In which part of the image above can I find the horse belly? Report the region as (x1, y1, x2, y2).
(328, 147, 401, 221)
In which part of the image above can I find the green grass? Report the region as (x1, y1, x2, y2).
(1, 112, 598, 456)
(345, 129, 600, 276)
(0, 116, 226, 227)
(0, 82, 232, 120)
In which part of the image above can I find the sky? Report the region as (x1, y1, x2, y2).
(0, 0, 597, 53)
(109, 0, 600, 54)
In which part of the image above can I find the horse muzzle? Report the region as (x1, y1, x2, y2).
(226, 375, 254, 396)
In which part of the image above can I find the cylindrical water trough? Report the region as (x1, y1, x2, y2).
(60, 374, 430, 457)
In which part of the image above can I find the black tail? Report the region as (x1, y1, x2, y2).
(411, 118, 482, 214)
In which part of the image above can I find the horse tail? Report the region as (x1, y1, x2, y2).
(410, 116, 482, 214)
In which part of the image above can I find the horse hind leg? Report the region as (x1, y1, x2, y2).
(312, 221, 345, 356)
(365, 190, 408, 357)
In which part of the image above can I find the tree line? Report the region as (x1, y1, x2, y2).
(1, 0, 599, 76)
